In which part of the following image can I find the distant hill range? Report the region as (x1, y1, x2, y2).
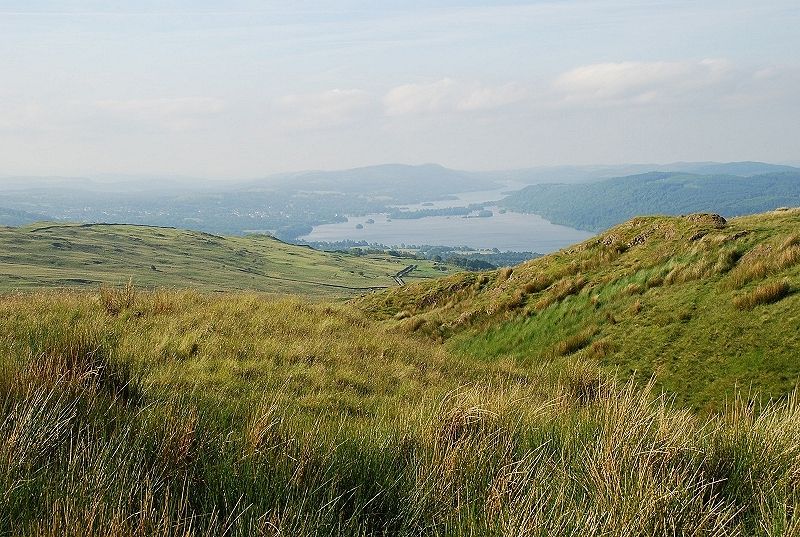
(484, 160, 799, 184)
(2, 162, 798, 238)
(0, 207, 52, 227)
(501, 168, 800, 232)
(252, 163, 495, 202)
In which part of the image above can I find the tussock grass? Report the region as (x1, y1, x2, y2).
(733, 279, 791, 310)
(366, 211, 800, 411)
(99, 278, 136, 315)
(3, 341, 800, 536)
(534, 275, 587, 311)
(727, 258, 771, 289)
(550, 325, 598, 357)
(3, 209, 800, 534)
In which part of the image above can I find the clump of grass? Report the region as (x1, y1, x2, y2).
(646, 275, 664, 288)
(99, 278, 136, 315)
(780, 233, 799, 250)
(724, 235, 800, 290)
(559, 360, 605, 404)
(623, 283, 643, 296)
(393, 310, 412, 320)
(497, 267, 513, 281)
(733, 279, 791, 310)
(665, 257, 715, 285)
(402, 316, 426, 332)
(713, 248, 742, 274)
(775, 245, 800, 270)
(585, 338, 614, 360)
(726, 258, 770, 290)
(550, 326, 598, 357)
(522, 273, 551, 294)
(534, 275, 587, 311)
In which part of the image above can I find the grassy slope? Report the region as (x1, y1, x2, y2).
(359, 208, 800, 411)
(1, 210, 800, 534)
(0, 223, 453, 297)
(3, 289, 800, 535)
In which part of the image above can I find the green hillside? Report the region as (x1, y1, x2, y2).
(1, 209, 800, 535)
(501, 171, 800, 232)
(360, 208, 800, 410)
(0, 222, 453, 296)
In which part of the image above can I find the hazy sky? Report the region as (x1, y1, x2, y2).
(1, 1, 799, 177)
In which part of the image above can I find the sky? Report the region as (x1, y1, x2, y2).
(0, 0, 799, 178)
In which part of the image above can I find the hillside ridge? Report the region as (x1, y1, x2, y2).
(358, 208, 800, 409)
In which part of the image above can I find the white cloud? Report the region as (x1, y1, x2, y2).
(383, 79, 457, 116)
(94, 97, 226, 130)
(456, 83, 527, 112)
(552, 59, 735, 107)
(383, 79, 526, 116)
(276, 89, 374, 129)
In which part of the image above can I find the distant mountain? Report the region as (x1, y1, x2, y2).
(252, 163, 498, 203)
(663, 161, 799, 176)
(481, 161, 799, 185)
(500, 171, 800, 231)
(0, 207, 52, 227)
(2, 162, 797, 240)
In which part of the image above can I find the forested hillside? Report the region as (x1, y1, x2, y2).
(501, 171, 800, 231)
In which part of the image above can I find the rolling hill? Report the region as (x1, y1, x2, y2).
(1, 208, 799, 534)
(0, 222, 453, 296)
(500, 170, 800, 232)
(360, 208, 800, 410)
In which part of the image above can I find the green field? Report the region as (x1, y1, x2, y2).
(0, 223, 454, 297)
(1, 209, 799, 535)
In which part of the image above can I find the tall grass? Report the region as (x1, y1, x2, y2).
(0, 289, 799, 535)
(3, 353, 800, 536)
(733, 279, 791, 310)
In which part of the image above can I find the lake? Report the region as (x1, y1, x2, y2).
(301, 207, 593, 253)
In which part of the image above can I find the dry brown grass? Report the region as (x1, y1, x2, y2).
(497, 267, 513, 282)
(534, 276, 587, 311)
(780, 233, 800, 250)
(726, 258, 770, 290)
(775, 245, 800, 270)
(99, 278, 136, 315)
(550, 326, 598, 357)
(623, 283, 644, 296)
(733, 279, 791, 310)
